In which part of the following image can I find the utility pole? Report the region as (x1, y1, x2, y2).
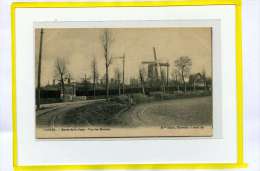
(166, 64, 169, 91)
(112, 54, 126, 95)
(122, 54, 125, 95)
(37, 28, 44, 110)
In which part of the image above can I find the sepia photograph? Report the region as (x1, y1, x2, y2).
(35, 27, 213, 138)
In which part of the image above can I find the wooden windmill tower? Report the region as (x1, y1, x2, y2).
(142, 47, 170, 91)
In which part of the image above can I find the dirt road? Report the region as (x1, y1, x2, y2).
(36, 99, 104, 127)
(36, 96, 212, 128)
(121, 96, 212, 127)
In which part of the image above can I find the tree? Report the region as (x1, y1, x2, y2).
(91, 56, 99, 98)
(171, 69, 181, 91)
(101, 29, 113, 101)
(139, 66, 146, 94)
(114, 68, 121, 95)
(174, 56, 192, 93)
(54, 57, 68, 100)
(129, 77, 139, 88)
(160, 68, 166, 93)
(129, 78, 139, 88)
(189, 73, 201, 91)
(99, 74, 106, 88)
(202, 69, 207, 90)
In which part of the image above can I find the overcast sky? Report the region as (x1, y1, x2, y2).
(35, 27, 212, 86)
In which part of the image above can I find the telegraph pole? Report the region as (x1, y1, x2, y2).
(166, 64, 169, 91)
(111, 54, 126, 95)
(37, 28, 44, 110)
(122, 54, 125, 95)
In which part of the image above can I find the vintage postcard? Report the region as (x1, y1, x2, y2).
(35, 27, 213, 138)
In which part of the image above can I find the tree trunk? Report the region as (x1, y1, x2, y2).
(161, 81, 165, 93)
(166, 65, 169, 92)
(181, 71, 186, 93)
(175, 77, 180, 91)
(118, 81, 121, 96)
(139, 73, 145, 95)
(140, 80, 145, 95)
(61, 77, 65, 101)
(142, 85, 145, 94)
(93, 78, 96, 98)
(105, 65, 109, 101)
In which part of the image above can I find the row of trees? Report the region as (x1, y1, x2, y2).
(52, 55, 209, 98)
(53, 30, 208, 99)
(52, 56, 209, 97)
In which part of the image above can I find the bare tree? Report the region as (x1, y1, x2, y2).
(171, 69, 181, 91)
(101, 29, 113, 101)
(114, 68, 121, 96)
(202, 69, 207, 91)
(160, 67, 166, 93)
(189, 73, 200, 91)
(174, 56, 192, 93)
(54, 57, 68, 100)
(91, 56, 99, 98)
(129, 77, 139, 88)
(139, 66, 146, 94)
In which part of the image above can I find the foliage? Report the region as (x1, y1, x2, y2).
(174, 56, 192, 82)
(131, 93, 152, 104)
(110, 95, 129, 104)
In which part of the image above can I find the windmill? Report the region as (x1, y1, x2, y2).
(142, 47, 170, 91)
(142, 47, 160, 80)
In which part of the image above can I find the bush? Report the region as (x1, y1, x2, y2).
(150, 92, 177, 100)
(184, 90, 212, 97)
(110, 95, 129, 104)
(150, 92, 164, 100)
(39, 98, 62, 104)
(173, 90, 185, 96)
(131, 93, 151, 104)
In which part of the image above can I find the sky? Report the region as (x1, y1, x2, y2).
(35, 27, 212, 86)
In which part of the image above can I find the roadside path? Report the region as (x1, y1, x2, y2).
(36, 99, 104, 127)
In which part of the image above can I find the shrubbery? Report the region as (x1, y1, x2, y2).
(110, 90, 211, 106)
(110, 95, 129, 104)
(110, 93, 153, 105)
(131, 93, 152, 104)
(150, 91, 177, 100)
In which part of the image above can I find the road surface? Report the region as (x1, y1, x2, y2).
(36, 96, 212, 128)
(36, 99, 104, 127)
(121, 96, 212, 127)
